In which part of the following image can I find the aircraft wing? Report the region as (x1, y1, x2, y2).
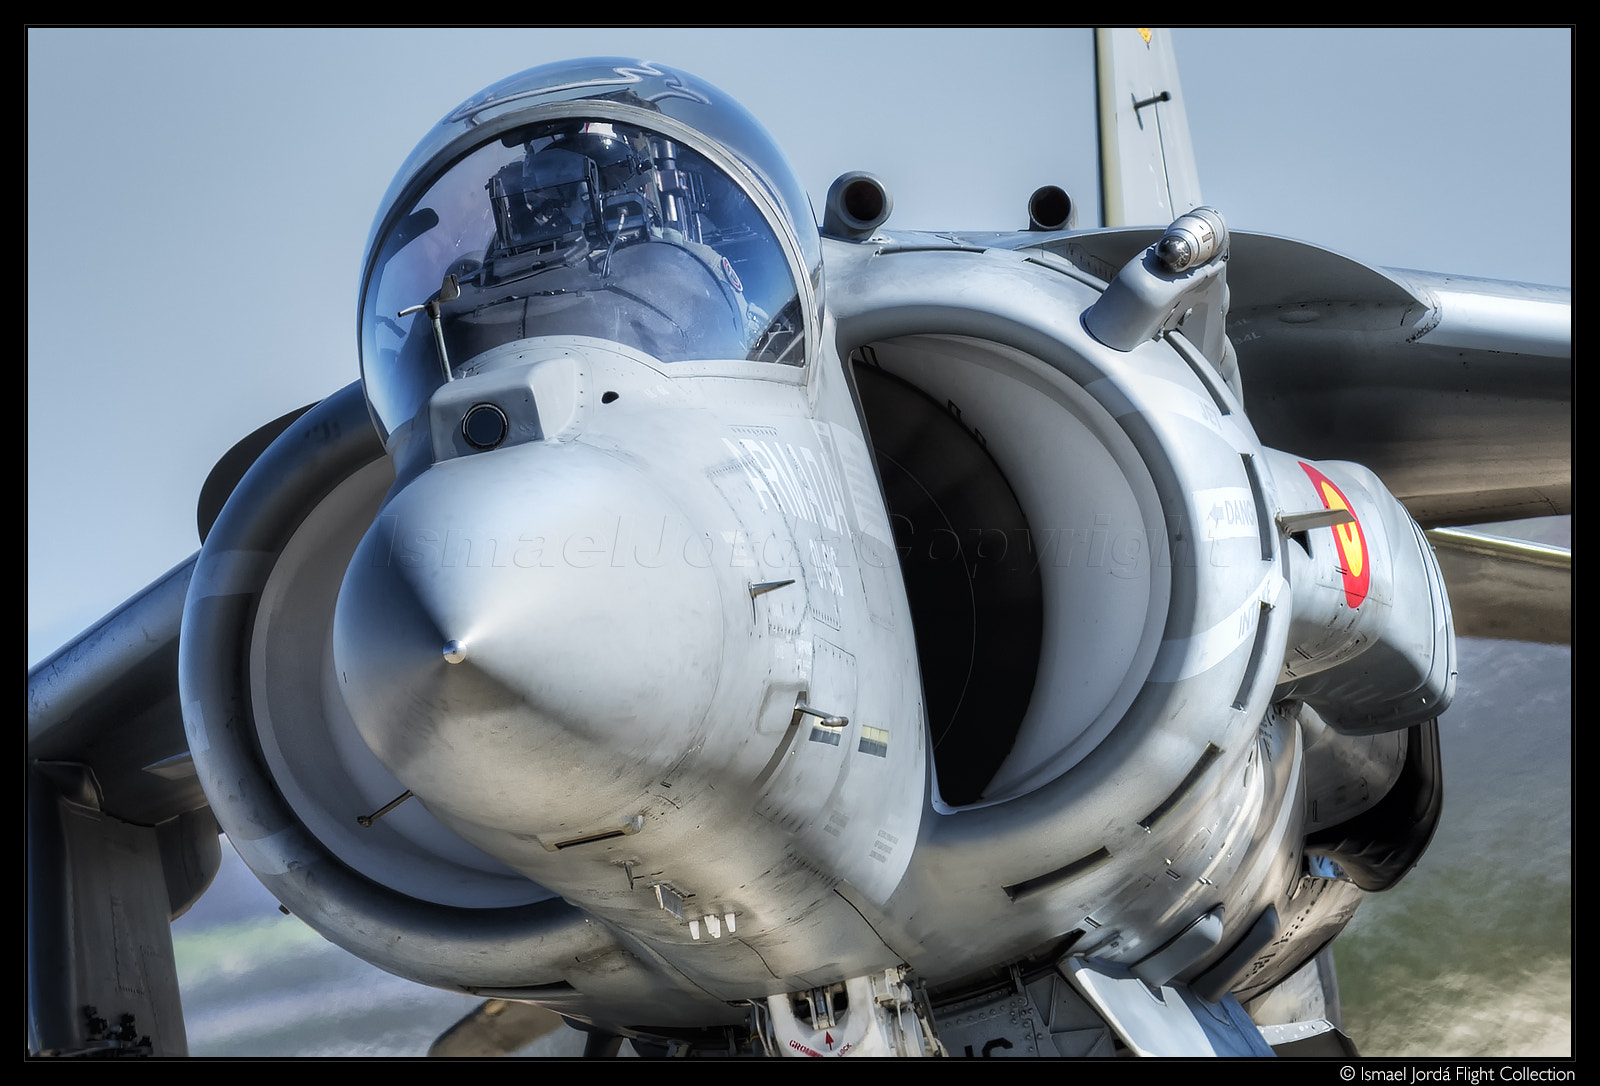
(1045, 225, 1571, 644)
(1051, 227, 1571, 529)
(27, 554, 211, 1056)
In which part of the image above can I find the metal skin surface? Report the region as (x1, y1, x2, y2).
(335, 340, 929, 1003)
(175, 58, 1451, 1040)
(27, 38, 1566, 1057)
(819, 239, 1411, 1003)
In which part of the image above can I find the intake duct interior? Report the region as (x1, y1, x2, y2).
(851, 357, 1043, 807)
(848, 334, 1168, 809)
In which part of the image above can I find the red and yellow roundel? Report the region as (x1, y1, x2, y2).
(1298, 462, 1369, 608)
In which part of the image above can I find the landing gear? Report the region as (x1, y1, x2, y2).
(760, 969, 943, 1057)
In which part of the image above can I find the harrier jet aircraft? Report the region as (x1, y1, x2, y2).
(27, 29, 1570, 1057)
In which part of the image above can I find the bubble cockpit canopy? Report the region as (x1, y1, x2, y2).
(359, 59, 821, 441)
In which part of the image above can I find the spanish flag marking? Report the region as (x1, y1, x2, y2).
(1298, 462, 1370, 608)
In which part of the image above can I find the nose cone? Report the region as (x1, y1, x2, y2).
(333, 443, 724, 832)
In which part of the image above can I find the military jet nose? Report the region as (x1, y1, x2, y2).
(331, 442, 725, 833)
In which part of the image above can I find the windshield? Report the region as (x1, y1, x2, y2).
(361, 117, 805, 436)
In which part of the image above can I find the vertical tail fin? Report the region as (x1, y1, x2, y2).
(1096, 27, 1203, 226)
